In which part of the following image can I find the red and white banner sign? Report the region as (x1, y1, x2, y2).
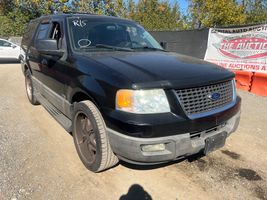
(204, 24, 267, 73)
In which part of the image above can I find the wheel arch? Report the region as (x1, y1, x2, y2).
(69, 76, 106, 110)
(71, 90, 99, 108)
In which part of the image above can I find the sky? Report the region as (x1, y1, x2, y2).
(174, 0, 188, 14)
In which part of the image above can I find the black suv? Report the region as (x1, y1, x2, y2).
(21, 13, 241, 172)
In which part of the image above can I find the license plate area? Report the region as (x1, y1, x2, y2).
(204, 132, 227, 155)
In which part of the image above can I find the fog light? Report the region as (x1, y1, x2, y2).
(141, 143, 166, 152)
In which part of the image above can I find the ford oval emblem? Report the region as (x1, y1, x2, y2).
(208, 92, 221, 101)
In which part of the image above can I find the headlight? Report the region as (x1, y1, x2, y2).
(116, 89, 170, 114)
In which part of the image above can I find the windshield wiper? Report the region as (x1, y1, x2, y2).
(95, 44, 133, 52)
(132, 46, 167, 52)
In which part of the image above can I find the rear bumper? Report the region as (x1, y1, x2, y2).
(108, 109, 240, 164)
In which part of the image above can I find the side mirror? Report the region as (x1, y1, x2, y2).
(160, 42, 168, 50)
(36, 39, 64, 57)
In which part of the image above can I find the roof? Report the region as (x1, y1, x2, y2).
(34, 13, 134, 23)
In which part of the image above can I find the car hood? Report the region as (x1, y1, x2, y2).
(82, 51, 234, 89)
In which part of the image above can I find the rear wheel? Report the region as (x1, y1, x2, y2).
(73, 100, 118, 172)
(25, 70, 39, 105)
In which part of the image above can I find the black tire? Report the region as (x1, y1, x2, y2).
(25, 70, 39, 105)
(73, 100, 118, 172)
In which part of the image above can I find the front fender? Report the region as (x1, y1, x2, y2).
(67, 75, 106, 107)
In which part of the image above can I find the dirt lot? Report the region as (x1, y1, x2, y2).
(0, 63, 267, 200)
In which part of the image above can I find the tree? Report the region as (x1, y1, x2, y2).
(0, 0, 15, 15)
(0, 0, 72, 37)
(113, 0, 128, 18)
(71, 0, 127, 16)
(245, 0, 267, 24)
(127, 0, 184, 31)
(0, 0, 32, 37)
(17, 0, 70, 16)
(188, 0, 247, 28)
(3, 0, 266, 37)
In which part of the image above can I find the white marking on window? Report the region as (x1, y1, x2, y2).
(72, 20, 87, 27)
(78, 39, 91, 48)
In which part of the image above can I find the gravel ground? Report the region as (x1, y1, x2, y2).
(0, 63, 267, 200)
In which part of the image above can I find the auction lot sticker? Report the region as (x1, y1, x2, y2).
(204, 24, 267, 73)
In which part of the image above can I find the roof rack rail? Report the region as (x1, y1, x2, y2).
(62, 11, 95, 15)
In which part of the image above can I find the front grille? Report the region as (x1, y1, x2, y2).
(176, 80, 233, 115)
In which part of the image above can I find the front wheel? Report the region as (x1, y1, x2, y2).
(73, 100, 118, 172)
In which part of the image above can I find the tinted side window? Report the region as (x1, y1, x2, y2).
(0, 40, 11, 47)
(0, 40, 5, 46)
(36, 23, 50, 40)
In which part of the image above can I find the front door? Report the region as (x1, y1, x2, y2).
(33, 20, 67, 113)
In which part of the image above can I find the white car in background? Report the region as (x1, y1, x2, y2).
(0, 38, 21, 61)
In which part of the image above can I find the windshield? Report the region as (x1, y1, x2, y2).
(67, 17, 163, 52)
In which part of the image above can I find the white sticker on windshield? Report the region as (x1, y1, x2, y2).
(72, 19, 87, 27)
